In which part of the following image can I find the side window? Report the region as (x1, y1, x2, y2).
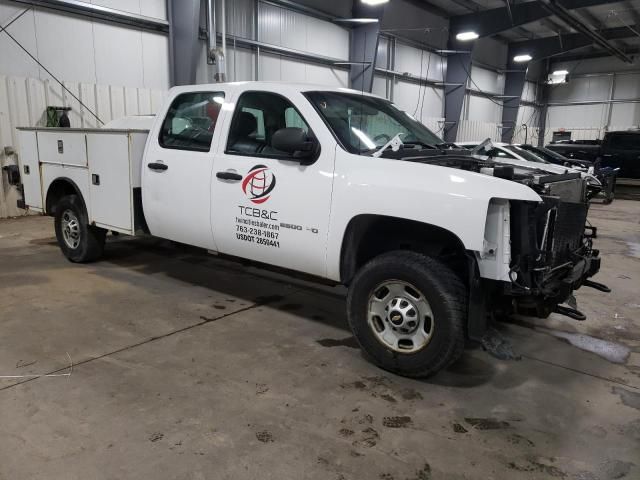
(226, 91, 312, 158)
(487, 148, 516, 159)
(159, 91, 225, 152)
(610, 134, 639, 150)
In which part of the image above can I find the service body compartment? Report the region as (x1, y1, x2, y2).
(37, 131, 88, 167)
(16, 130, 43, 211)
(16, 127, 149, 235)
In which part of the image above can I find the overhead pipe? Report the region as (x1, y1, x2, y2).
(542, 0, 633, 64)
(206, 0, 226, 82)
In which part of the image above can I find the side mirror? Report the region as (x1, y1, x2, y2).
(271, 127, 319, 163)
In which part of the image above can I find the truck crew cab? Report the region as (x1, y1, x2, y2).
(16, 82, 606, 377)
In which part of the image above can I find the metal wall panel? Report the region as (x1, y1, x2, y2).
(0, 5, 41, 78)
(547, 104, 608, 129)
(257, 53, 348, 87)
(609, 103, 640, 127)
(217, 0, 254, 38)
(89, 0, 166, 20)
(305, 14, 348, 59)
(470, 66, 504, 95)
(456, 120, 501, 143)
(226, 46, 256, 82)
(392, 79, 443, 123)
(33, 9, 97, 84)
(521, 81, 537, 103)
(549, 76, 612, 103)
(394, 42, 444, 82)
(467, 95, 502, 123)
(613, 73, 640, 99)
(257, 1, 348, 60)
(0, 2, 169, 90)
(372, 74, 387, 99)
(141, 32, 170, 89)
(93, 22, 144, 87)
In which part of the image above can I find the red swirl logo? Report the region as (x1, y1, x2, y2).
(242, 165, 276, 204)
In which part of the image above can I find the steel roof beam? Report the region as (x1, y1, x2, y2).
(541, 0, 633, 63)
(450, 0, 620, 38)
(510, 24, 639, 61)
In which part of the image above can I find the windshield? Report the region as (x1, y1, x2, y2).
(503, 145, 549, 164)
(523, 145, 567, 162)
(304, 91, 443, 154)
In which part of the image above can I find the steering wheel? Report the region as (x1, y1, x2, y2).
(374, 134, 390, 144)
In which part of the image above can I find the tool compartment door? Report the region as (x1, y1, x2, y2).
(37, 131, 87, 166)
(87, 132, 133, 233)
(16, 130, 44, 210)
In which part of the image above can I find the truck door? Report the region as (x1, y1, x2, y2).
(210, 90, 335, 277)
(602, 132, 640, 178)
(142, 90, 226, 249)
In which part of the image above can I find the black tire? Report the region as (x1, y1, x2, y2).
(54, 194, 106, 263)
(347, 251, 467, 378)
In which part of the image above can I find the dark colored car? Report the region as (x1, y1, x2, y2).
(520, 144, 618, 204)
(547, 131, 640, 179)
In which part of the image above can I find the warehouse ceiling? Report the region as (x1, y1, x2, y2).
(292, 0, 640, 62)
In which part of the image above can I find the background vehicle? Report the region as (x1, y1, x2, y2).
(518, 144, 618, 204)
(547, 131, 640, 179)
(15, 82, 606, 378)
(456, 141, 602, 200)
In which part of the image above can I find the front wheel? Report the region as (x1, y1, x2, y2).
(54, 194, 106, 263)
(347, 251, 467, 378)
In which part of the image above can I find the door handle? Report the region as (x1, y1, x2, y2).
(216, 171, 243, 181)
(148, 162, 168, 171)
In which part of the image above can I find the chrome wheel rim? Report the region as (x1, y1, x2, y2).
(367, 280, 434, 353)
(61, 209, 81, 249)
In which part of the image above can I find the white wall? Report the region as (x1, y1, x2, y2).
(545, 58, 640, 142)
(196, 0, 349, 87)
(0, 1, 169, 89)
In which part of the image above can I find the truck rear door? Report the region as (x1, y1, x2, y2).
(210, 89, 335, 277)
(602, 132, 640, 178)
(142, 90, 227, 249)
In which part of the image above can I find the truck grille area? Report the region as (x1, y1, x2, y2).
(549, 201, 588, 267)
(510, 196, 592, 291)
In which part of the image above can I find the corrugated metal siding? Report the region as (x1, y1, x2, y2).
(0, 74, 166, 218)
(257, 1, 349, 60)
(456, 120, 501, 143)
(394, 42, 445, 82)
(258, 53, 348, 86)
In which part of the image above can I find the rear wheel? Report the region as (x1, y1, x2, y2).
(54, 194, 106, 262)
(347, 251, 467, 378)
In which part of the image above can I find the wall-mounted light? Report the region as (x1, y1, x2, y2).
(513, 54, 533, 63)
(361, 0, 389, 5)
(456, 31, 479, 41)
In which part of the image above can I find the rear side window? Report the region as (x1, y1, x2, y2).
(225, 91, 312, 158)
(609, 133, 640, 150)
(159, 92, 225, 152)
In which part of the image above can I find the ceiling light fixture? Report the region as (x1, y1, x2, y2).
(513, 54, 533, 62)
(456, 31, 479, 41)
(552, 69, 569, 75)
(361, 0, 389, 5)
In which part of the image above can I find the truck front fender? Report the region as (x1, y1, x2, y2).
(326, 151, 541, 282)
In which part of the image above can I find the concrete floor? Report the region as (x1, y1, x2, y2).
(0, 200, 639, 480)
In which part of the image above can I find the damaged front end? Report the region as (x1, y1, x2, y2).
(503, 172, 608, 320)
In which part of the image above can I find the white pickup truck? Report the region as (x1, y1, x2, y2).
(16, 81, 607, 377)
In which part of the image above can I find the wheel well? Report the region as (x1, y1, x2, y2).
(45, 178, 84, 216)
(340, 215, 468, 284)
